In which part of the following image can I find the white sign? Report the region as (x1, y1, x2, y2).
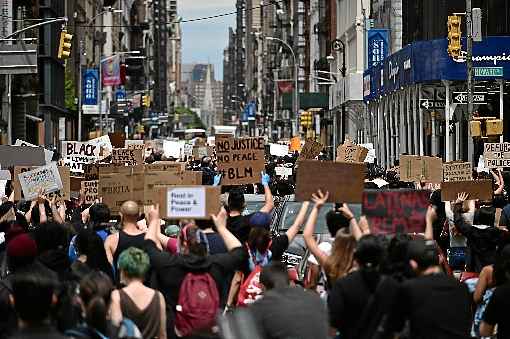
(14, 139, 54, 164)
(483, 142, 510, 168)
(125, 139, 144, 149)
(183, 143, 193, 157)
(0, 180, 6, 199)
(477, 155, 489, 173)
(360, 143, 376, 163)
(0, 170, 11, 180)
(166, 186, 206, 218)
(89, 135, 113, 158)
(275, 166, 293, 177)
(59, 117, 66, 141)
(270, 143, 289, 157)
(82, 105, 99, 115)
(18, 163, 63, 201)
(61, 141, 101, 173)
(163, 140, 184, 159)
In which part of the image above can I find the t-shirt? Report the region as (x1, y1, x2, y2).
(483, 282, 510, 339)
(205, 232, 228, 255)
(307, 241, 332, 265)
(249, 287, 329, 339)
(227, 213, 254, 243)
(387, 273, 471, 339)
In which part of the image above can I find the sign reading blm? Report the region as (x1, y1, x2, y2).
(216, 136, 265, 185)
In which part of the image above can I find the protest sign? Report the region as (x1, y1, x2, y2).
(183, 144, 193, 157)
(15, 139, 54, 164)
(62, 141, 101, 173)
(81, 180, 99, 204)
(89, 135, 113, 159)
(360, 143, 376, 163)
(125, 140, 145, 152)
(98, 167, 144, 213)
(336, 140, 368, 163)
(0, 180, 6, 199)
(112, 148, 143, 166)
(18, 163, 63, 201)
(275, 166, 293, 177)
(443, 162, 472, 182)
(362, 190, 430, 234)
(0, 145, 45, 168)
(216, 136, 265, 185)
(483, 143, 510, 168)
(160, 186, 220, 219)
(399, 155, 443, 183)
(289, 137, 301, 152)
(143, 170, 186, 206)
(163, 140, 184, 159)
(269, 143, 289, 157)
(145, 161, 186, 173)
(14, 166, 69, 201)
(192, 146, 213, 159)
(298, 139, 323, 161)
(295, 160, 364, 203)
(0, 170, 11, 180)
(441, 180, 493, 201)
(477, 155, 489, 173)
(183, 170, 202, 185)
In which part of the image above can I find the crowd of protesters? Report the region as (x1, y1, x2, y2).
(0, 146, 510, 339)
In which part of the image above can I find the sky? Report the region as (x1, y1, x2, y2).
(179, 1, 236, 81)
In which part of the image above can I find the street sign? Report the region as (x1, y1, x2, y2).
(474, 67, 503, 77)
(82, 105, 99, 115)
(452, 92, 487, 105)
(420, 99, 445, 110)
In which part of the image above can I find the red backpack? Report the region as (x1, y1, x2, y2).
(175, 272, 220, 337)
(236, 265, 264, 306)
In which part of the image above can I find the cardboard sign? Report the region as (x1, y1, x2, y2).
(14, 166, 70, 201)
(216, 136, 265, 185)
(14, 139, 54, 164)
(145, 161, 186, 173)
(295, 160, 365, 203)
(81, 180, 99, 205)
(125, 139, 145, 150)
(98, 167, 144, 212)
(443, 162, 472, 182)
(192, 146, 213, 159)
(18, 163, 63, 201)
(269, 143, 289, 157)
(62, 141, 101, 173)
(160, 186, 221, 219)
(89, 135, 113, 159)
(0, 170, 11, 180)
(441, 180, 493, 201)
(112, 148, 143, 166)
(275, 166, 293, 177)
(289, 137, 301, 152)
(0, 145, 45, 168)
(298, 139, 323, 161)
(399, 155, 443, 183)
(336, 140, 368, 163)
(362, 190, 430, 234)
(360, 143, 376, 163)
(144, 170, 187, 206)
(483, 143, 510, 168)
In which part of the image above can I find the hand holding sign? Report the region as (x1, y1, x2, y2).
(455, 192, 470, 204)
(311, 190, 329, 209)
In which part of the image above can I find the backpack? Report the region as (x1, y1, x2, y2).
(236, 248, 272, 307)
(65, 318, 142, 339)
(175, 272, 220, 337)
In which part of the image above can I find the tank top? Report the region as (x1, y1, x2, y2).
(113, 230, 146, 270)
(118, 289, 161, 339)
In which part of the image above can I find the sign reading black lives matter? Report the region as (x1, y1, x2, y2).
(216, 136, 265, 185)
(484, 143, 510, 168)
(62, 141, 101, 173)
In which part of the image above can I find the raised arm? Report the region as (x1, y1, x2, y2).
(259, 172, 274, 213)
(303, 190, 330, 268)
(340, 204, 365, 241)
(212, 207, 242, 251)
(453, 192, 471, 236)
(145, 204, 163, 250)
(425, 205, 436, 240)
(285, 201, 310, 243)
(49, 196, 64, 224)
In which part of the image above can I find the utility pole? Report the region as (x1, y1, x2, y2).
(466, 0, 474, 119)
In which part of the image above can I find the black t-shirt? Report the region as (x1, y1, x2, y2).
(387, 273, 471, 339)
(249, 287, 329, 339)
(205, 232, 228, 255)
(483, 282, 510, 339)
(227, 213, 254, 243)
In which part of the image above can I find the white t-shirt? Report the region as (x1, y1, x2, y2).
(445, 203, 471, 248)
(307, 241, 332, 265)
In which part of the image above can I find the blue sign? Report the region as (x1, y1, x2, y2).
(116, 87, 126, 101)
(82, 68, 99, 106)
(367, 29, 389, 69)
(242, 101, 256, 122)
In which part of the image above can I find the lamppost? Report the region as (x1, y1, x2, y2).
(98, 50, 140, 134)
(266, 37, 299, 137)
(330, 38, 347, 160)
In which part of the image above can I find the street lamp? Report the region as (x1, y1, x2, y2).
(98, 50, 140, 134)
(266, 36, 299, 136)
(329, 38, 347, 160)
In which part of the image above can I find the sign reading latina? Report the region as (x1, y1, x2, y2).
(484, 143, 510, 168)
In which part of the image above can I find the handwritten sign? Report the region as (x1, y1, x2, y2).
(112, 148, 143, 166)
(298, 139, 323, 161)
(362, 190, 430, 234)
(399, 155, 443, 183)
(192, 146, 213, 159)
(441, 180, 492, 201)
(125, 139, 145, 150)
(216, 136, 265, 185)
(275, 166, 293, 177)
(269, 143, 289, 157)
(483, 143, 510, 168)
(14, 166, 70, 201)
(160, 186, 220, 219)
(62, 141, 101, 173)
(18, 163, 63, 201)
(89, 135, 113, 159)
(336, 140, 368, 163)
(443, 162, 472, 182)
(81, 180, 99, 204)
(163, 140, 184, 159)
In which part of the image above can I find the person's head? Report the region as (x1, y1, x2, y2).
(383, 234, 414, 279)
(89, 203, 111, 226)
(473, 206, 495, 227)
(260, 262, 289, 291)
(33, 221, 68, 254)
(7, 233, 38, 271)
(325, 228, 356, 282)
(247, 226, 271, 254)
(326, 209, 351, 237)
(179, 224, 209, 256)
(118, 247, 150, 283)
(406, 239, 439, 273)
(10, 266, 57, 326)
(164, 224, 181, 237)
(79, 271, 114, 334)
(227, 189, 245, 213)
(120, 201, 139, 224)
(354, 234, 385, 269)
(75, 230, 113, 279)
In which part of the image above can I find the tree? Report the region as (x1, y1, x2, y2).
(65, 67, 77, 112)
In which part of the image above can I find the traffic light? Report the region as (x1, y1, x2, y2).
(300, 112, 312, 128)
(447, 15, 462, 59)
(142, 95, 151, 107)
(57, 29, 73, 59)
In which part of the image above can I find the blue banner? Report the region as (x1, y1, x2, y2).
(116, 87, 126, 101)
(82, 68, 99, 106)
(367, 29, 389, 69)
(242, 101, 256, 122)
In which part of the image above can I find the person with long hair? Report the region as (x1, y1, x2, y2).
(110, 247, 166, 339)
(72, 230, 114, 281)
(303, 190, 367, 286)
